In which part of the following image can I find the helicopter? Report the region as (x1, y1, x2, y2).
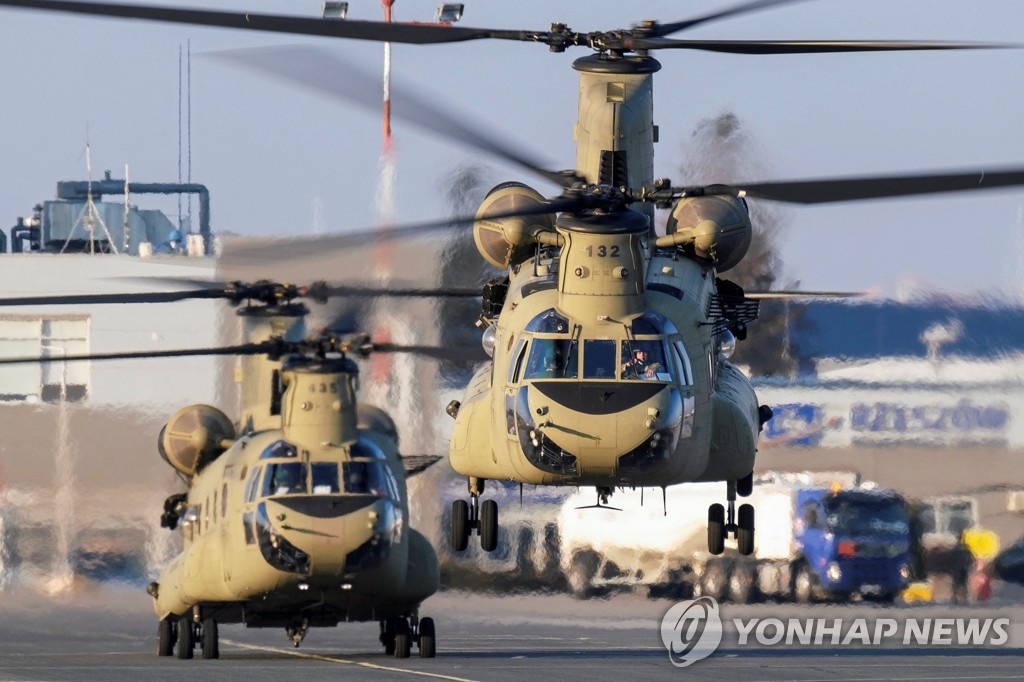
(0, 279, 482, 659)
(5, 0, 1024, 562)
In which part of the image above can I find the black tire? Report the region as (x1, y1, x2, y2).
(708, 504, 725, 555)
(417, 617, 436, 659)
(737, 504, 755, 556)
(381, 619, 396, 655)
(394, 619, 411, 659)
(450, 500, 469, 552)
(792, 563, 815, 604)
(479, 500, 498, 552)
(176, 616, 194, 660)
(736, 472, 753, 497)
(201, 618, 219, 660)
(157, 618, 174, 657)
(700, 560, 728, 602)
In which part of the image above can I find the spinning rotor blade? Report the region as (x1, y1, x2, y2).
(0, 279, 481, 307)
(210, 46, 575, 188)
(710, 167, 1024, 205)
(630, 38, 1011, 55)
(744, 290, 864, 300)
(366, 342, 487, 363)
(647, 0, 813, 37)
(0, 341, 275, 365)
(0, 289, 226, 306)
(0, 0, 535, 44)
(221, 196, 581, 266)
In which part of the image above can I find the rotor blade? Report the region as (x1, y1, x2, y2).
(369, 342, 487, 363)
(209, 45, 574, 188)
(715, 167, 1024, 204)
(0, 288, 225, 306)
(0, 341, 275, 365)
(401, 455, 443, 477)
(646, 0, 814, 38)
(0, 0, 537, 44)
(631, 38, 1015, 54)
(312, 284, 480, 299)
(744, 290, 864, 300)
(221, 196, 579, 267)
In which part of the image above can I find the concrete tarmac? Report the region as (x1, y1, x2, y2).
(1, 582, 1022, 681)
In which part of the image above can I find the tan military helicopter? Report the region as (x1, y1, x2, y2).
(0, 280, 480, 659)
(6, 0, 1024, 561)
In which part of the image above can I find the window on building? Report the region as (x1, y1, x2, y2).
(0, 316, 89, 402)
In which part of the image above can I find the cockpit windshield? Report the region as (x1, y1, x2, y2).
(343, 461, 393, 497)
(262, 462, 308, 496)
(524, 338, 579, 379)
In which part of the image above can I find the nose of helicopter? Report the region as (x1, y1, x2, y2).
(256, 496, 399, 575)
(517, 381, 685, 482)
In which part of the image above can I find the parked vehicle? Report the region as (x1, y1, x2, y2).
(558, 471, 913, 603)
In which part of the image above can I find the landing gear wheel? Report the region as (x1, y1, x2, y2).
(479, 500, 498, 552)
(450, 500, 470, 552)
(737, 504, 755, 556)
(708, 503, 725, 555)
(737, 472, 753, 497)
(394, 619, 411, 659)
(381, 619, 396, 656)
(157, 618, 175, 657)
(201, 618, 219, 660)
(417, 617, 436, 658)
(176, 616, 194, 660)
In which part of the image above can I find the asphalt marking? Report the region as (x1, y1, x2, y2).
(223, 639, 478, 681)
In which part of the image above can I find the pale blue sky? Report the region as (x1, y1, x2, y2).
(1, 0, 1023, 299)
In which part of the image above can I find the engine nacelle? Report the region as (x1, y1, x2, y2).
(158, 404, 236, 477)
(659, 194, 752, 272)
(473, 182, 556, 269)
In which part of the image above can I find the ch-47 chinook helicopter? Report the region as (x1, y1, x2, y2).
(0, 279, 481, 659)
(6, 0, 1024, 560)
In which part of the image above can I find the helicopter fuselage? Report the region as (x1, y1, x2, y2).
(450, 211, 759, 489)
(152, 362, 438, 628)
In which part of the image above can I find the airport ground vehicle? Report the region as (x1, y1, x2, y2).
(559, 472, 913, 603)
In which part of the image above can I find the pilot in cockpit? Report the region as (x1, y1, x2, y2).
(621, 348, 660, 379)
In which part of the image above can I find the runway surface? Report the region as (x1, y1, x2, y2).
(1, 582, 1022, 681)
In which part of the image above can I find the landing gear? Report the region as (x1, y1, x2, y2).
(380, 615, 437, 659)
(417, 617, 436, 659)
(157, 618, 175, 657)
(707, 479, 755, 556)
(201, 618, 219, 659)
(176, 615, 194, 660)
(286, 619, 309, 648)
(449, 477, 498, 553)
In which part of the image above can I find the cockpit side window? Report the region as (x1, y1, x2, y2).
(311, 462, 340, 494)
(262, 462, 308, 496)
(673, 340, 694, 386)
(523, 338, 578, 379)
(244, 466, 262, 503)
(583, 339, 617, 379)
(508, 338, 528, 384)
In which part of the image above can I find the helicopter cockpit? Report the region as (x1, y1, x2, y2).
(244, 438, 401, 502)
(515, 309, 689, 385)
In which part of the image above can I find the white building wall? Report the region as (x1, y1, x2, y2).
(0, 254, 221, 409)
